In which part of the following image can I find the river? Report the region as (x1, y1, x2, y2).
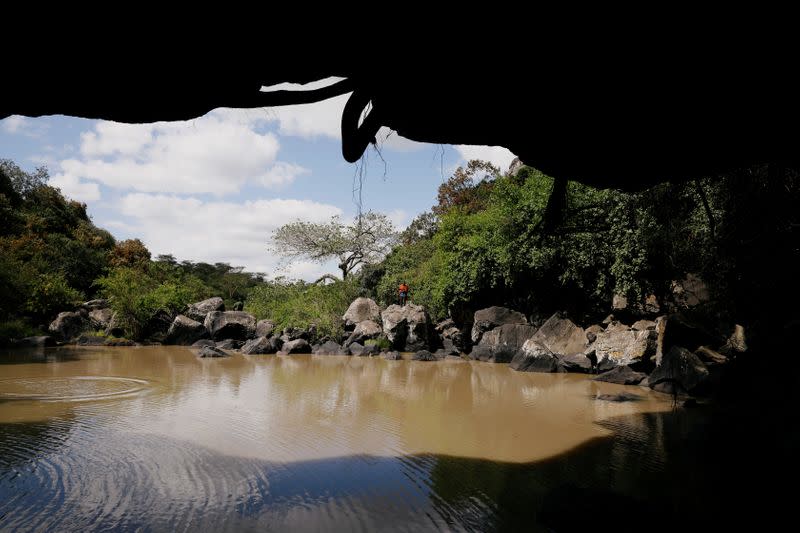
(0, 345, 764, 531)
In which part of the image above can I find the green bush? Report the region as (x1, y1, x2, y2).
(0, 319, 40, 345)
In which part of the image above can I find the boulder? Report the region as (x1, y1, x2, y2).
(382, 351, 403, 360)
(88, 308, 114, 330)
(510, 340, 560, 372)
(435, 318, 456, 332)
(594, 366, 647, 385)
(528, 313, 586, 356)
(585, 324, 604, 343)
(670, 273, 711, 309)
(342, 297, 381, 328)
(191, 339, 216, 348)
(594, 322, 655, 370)
(48, 311, 86, 341)
(104, 312, 124, 338)
(344, 319, 383, 346)
(596, 392, 643, 402)
(558, 353, 593, 373)
(281, 338, 311, 354)
(508, 157, 525, 177)
(198, 345, 228, 358)
(439, 321, 468, 352)
(216, 339, 244, 350)
(471, 306, 527, 344)
(695, 346, 728, 365)
(612, 294, 628, 311)
(381, 304, 431, 351)
(313, 340, 346, 355)
(412, 350, 440, 361)
(82, 299, 109, 310)
(721, 324, 748, 354)
(77, 335, 106, 346)
(241, 336, 277, 355)
(164, 315, 208, 345)
(632, 319, 656, 331)
(13, 336, 55, 348)
(649, 346, 709, 395)
(643, 294, 661, 314)
(104, 338, 135, 347)
(256, 319, 275, 338)
(204, 311, 256, 341)
(185, 297, 225, 322)
(441, 338, 460, 355)
(350, 343, 380, 357)
(474, 323, 538, 363)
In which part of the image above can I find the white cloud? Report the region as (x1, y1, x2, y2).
(454, 145, 517, 173)
(63, 115, 285, 195)
(259, 162, 310, 188)
(260, 76, 346, 92)
(49, 172, 101, 202)
(1, 115, 28, 133)
(115, 193, 342, 277)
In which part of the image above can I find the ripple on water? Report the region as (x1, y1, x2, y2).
(0, 376, 149, 402)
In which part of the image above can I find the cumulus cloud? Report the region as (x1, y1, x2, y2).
(258, 162, 310, 188)
(116, 193, 342, 277)
(49, 172, 101, 202)
(1, 115, 28, 133)
(454, 145, 517, 173)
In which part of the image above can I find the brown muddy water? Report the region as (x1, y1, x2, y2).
(0, 345, 775, 531)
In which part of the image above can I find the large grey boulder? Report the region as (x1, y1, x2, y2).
(313, 340, 346, 355)
(472, 323, 538, 363)
(559, 353, 593, 373)
(437, 318, 469, 353)
(281, 338, 311, 354)
(412, 350, 440, 361)
(88, 308, 114, 330)
(649, 346, 709, 395)
(241, 336, 278, 355)
(342, 297, 381, 328)
(204, 311, 256, 341)
(381, 304, 431, 351)
(594, 366, 647, 385)
(350, 343, 380, 356)
(186, 297, 225, 322)
(594, 322, 655, 370)
(510, 340, 561, 372)
(191, 339, 216, 348)
(48, 311, 86, 341)
(528, 313, 586, 356)
(198, 345, 228, 358)
(255, 319, 275, 338)
(164, 315, 208, 345)
(471, 306, 527, 344)
(344, 319, 383, 346)
(382, 351, 403, 360)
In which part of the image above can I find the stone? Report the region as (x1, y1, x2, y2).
(721, 324, 748, 354)
(241, 336, 278, 355)
(594, 322, 655, 370)
(164, 315, 208, 345)
(355, 344, 380, 357)
(198, 345, 228, 358)
(256, 319, 275, 338)
(508, 156, 525, 177)
(185, 297, 225, 322)
(48, 311, 86, 341)
(442, 338, 460, 355)
(558, 353, 593, 373)
(342, 297, 381, 328)
(412, 350, 440, 361)
(596, 392, 643, 402)
(215, 339, 243, 350)
(643, 294, 660, 314)
(435, 318, 456, 332)
(695, 346, 728, 365)
(204, 311, 256, 341)
(191, 339, 216, 348)
(344, 319, 383, 346)
(382, 351, 403, 360)
(593, 366, 647, 385)
(528, 313, 586, 356)
(475, 323, 539, 363)
(632, 319, 656, 331)
(602, 314, 615, 325)
(82, 299, 109, 310)
(649, 346, 709, 395)
(471, 306, 527, 344)
(88, 308, 113, 330)
(381, 304, 431, 351)
(77, 335, 106, 346)
(612, 294, 628, 311)
(510, 340, 561, 372)
(281, 338, 311, 354)
(313, 340, 346, 355)
(670, 273, 711, 309)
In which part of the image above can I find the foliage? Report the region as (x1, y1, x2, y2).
(25, 272, 83, 316)
(157, 257, 264, 308)
(0, 319, 39, 345)
(432, 160, 499, 217)
(272, 211, 397, 279)
(108, 239, 152, 269)
(245, 278, 360, 339)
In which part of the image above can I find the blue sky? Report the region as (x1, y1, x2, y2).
(1, 79, 515, 280)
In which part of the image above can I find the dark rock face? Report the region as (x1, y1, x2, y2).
(510, 341, 560, 372)
(82, 299, 109, 310)
(381, 304, 431, 351)
(471, 306, 527, 344)
(350, 343, 379, 357)
(473, 323, 538, 363)
(594, 322, 655, 370)
(528, 313, 586, 356)
(204, 311, 256, 341)
(48, 311, 86, 341)
(281, 338, 311, 354)
(695, 346, 728, 365)
(88, 308, 114, 330)
(164, 315, 208, 345)
(344, 320, 382, 346)
(241, 336, 277, 355)
(77, 335, 106, 346)
(191, 339, 216, 348)
(594, 366, 647, 385)
(342, 297, 381, 328)
(215, 339, 243, 350)
(721, 324, 748, 354)
(596, 392, 643, 402)
(558, 353, 593, 373)
(13, 336, 55, 348)
(660, 314, 723, 355)
(649, 346, 709, 395)
(198, 345, 229, 358)
(382, 351, 403, 360)
(412, 350, 440, 361)
(255, 319, 275, 338)
(185, 297, 225, 322)
(441, 338, 460, 355)
(670, 273, 711, 309)
(313, 340, 345, 355)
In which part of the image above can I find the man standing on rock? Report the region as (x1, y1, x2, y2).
(398, 281, 410, 306)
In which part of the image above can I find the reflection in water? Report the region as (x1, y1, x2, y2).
(1, 346, 764, 531)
